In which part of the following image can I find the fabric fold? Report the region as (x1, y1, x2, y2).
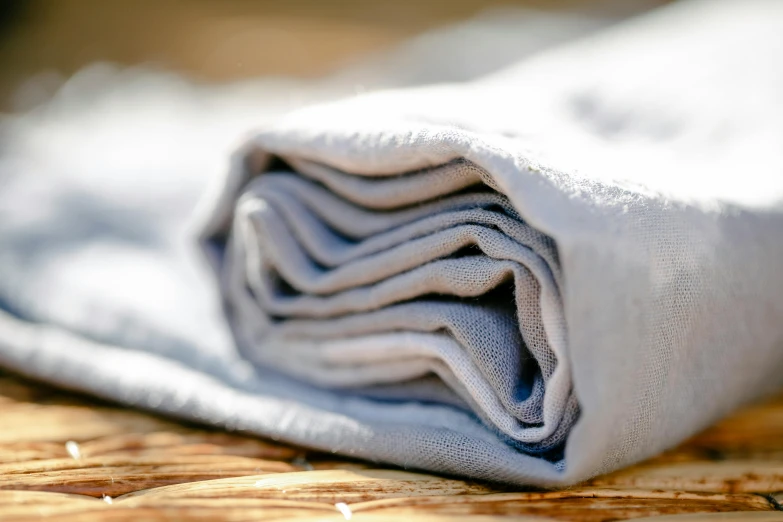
(208, 156, 572, 454)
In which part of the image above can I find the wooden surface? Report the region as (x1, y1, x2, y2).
(1, 371, 782, 521)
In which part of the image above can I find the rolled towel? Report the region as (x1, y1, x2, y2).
(0, 0, 781, 488)
(198, 0, 783, 482)
(204, 159, 575, 459)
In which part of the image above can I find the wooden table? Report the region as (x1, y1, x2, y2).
(1, 370, 782, 521)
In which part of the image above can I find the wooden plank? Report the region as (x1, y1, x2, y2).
(1, 372, 782, 521)
(352, 489, 774, 521)
(589, 460, 783, 493)
(120, 469, 495, 503)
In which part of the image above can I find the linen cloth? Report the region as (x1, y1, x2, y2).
(1, 0, 783, 486)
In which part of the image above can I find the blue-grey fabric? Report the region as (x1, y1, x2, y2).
(1, 0, 783, 486)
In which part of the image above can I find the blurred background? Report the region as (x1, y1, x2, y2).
(0, 0, 668, 113)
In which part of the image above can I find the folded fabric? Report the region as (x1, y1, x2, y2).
(208, 165, 576, 456)
(2, 0, 783, 487)
(198, 0, 783, 480)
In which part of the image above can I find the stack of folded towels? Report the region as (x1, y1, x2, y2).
(1, 0, 782, 486)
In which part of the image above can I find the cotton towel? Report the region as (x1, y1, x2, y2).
(1, 0, 783, 487)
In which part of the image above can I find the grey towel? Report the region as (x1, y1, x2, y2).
(1, 0, 783, 486)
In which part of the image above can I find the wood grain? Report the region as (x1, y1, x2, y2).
(1, 372, 782, 521)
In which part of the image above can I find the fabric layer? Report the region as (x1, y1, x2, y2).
(215, 163, 572, 452)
